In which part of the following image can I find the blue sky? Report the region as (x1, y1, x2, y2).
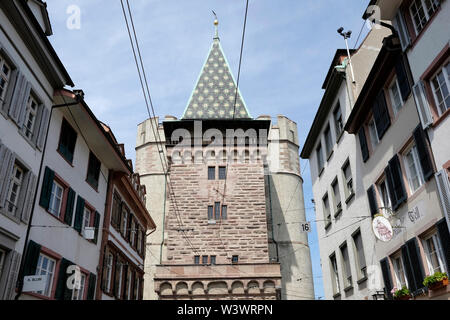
(46, 0, 371, 299)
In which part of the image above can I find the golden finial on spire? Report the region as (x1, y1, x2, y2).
(212, 10, 219, 39)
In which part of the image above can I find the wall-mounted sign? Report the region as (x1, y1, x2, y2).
(23, 275, 47, 292)
(83, 227, 95, 240)
(372, 216, 393, 242)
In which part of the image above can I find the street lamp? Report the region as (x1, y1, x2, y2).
(337, 27, 356, 83)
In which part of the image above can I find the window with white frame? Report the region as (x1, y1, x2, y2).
(331, 178, 341, 214)
(324, 124, 333, 157)
(121, 206, 128, 236)
(82, 207, 91, 236)
(342, 160, 354, 199)
(48, 181, 64, 217)
(126, 269, 132, 299)
(116, 262, 123, 299)
(333, 104, 343, 138)
(330, 253, 340, 295)
(6, 164, 24, 215)
(352, 231, 367, 279)
(24, 95, 39, 139)
(340, 243, 352, 288)
(389, 77, 403, 115)
(130, 219, 136, 247)
(105, 253, 113, 293)
(422, 232, 447, 274)
(378, 179, 392, 216)
(137, 226, 143, 254)
(392, 254, 408, 289)
(316, 143, 324, 174)
(403, 144, 425, 194)
(322, 194, 331, 227)
(430, 62, 449, 116)
(409, 0, 440, 35)
(34, 253, 56, 297)
(71, 273, 86, 300)
(368, 117, 379, 150)
(0, 54, 11, 101)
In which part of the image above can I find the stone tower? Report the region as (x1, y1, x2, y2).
(135, 21, 314, 300)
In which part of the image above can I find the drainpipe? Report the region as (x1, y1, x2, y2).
(14, 98, 72, 299)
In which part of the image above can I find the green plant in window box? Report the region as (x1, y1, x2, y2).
(423, 272, 448, 290)
(393, 287, 411, 300)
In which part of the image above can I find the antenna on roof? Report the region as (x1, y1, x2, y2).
(337, 27, 356, 83)
(212, 10, 219, 39)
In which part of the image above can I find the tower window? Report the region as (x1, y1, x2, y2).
(231, 255, 239, 264)
(208, 166, 215, 180)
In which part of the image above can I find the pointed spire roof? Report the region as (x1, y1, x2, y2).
(181, 19, 251, 120)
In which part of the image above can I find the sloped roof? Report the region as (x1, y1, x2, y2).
(182, 37, 251, 120)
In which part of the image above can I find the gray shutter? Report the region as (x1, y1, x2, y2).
(8, 72, 25, 124)
(413, 81, 433, 129)
(0, 149, 15, 208)
(2, 251, 21, 300)
(21, 172, 37, 223)
(16, 81, 31, 129)
(35, 105, 49, 150)
(435, 170, 450, 234)
(1, 68, 19, 114)
(393, 11, 411, 51)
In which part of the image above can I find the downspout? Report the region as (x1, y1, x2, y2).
(267, 174, 279, 262)
(159, 173, 167, 264)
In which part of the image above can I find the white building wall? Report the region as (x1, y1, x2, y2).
(405, 1, 450, 171)
(29, 108, 108, 275)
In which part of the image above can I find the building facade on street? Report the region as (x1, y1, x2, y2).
(300, 27, 391, 300)
(0, 0, 73, 300)
(343, 0, 449, 300)
(97, 123, 156, 300)
(135, 22, 314, 300)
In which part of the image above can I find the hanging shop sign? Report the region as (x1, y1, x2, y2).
(372, 215, 393, 242)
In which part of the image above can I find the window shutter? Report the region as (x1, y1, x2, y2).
(74, 196, 85, 233)
(23, 240, 41, 276)
(8, 72, 25, 124)
(379, 258, 393, 299)
(393, 11, 411, 51)
(39, 166, 54, 210)
(2, 251, 21, 300)
(367, 185, 378, 217)
(126, 213, 132, 242)
(54, 258, 71, 300)
(101, 251, 108, 291)
(0, 147, 15, 208)
(35, 105, 49, 150)
(358, 127, 369, 162)
(436, 218, 450, 272)
(435, 170, 450, 234)
(402, 238, 425, 294)
(93, 211, 100, 244)
(21, 172, 37, 223)
(1, 67, 19, 114)
(64, 188, 76, 226)
(113, 256, 119, 298)
(412, 81, 433, 129)
(388, 155, 407, 211)
(394, 55, 411, 102)
(372, 91, 391, 140)
(412, 125, 434, 181)
(87, 273, 97, 300)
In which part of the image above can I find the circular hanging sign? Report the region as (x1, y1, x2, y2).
(372, 215, 393, 242)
